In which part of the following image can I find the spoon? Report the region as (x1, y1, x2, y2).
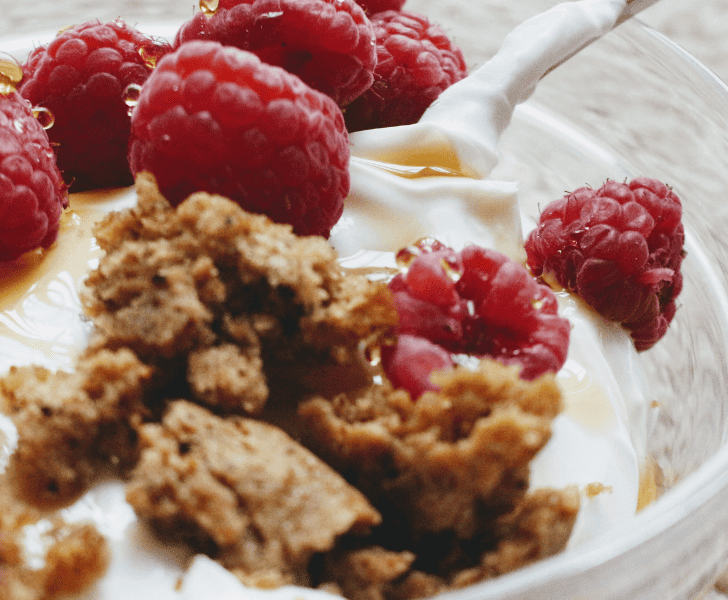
(618, 0, 666, 25)
(543, 0, 665, 77)
(339, 0, 651, 257)
(351, 0, 650, 184)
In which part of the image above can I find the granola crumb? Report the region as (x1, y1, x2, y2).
(300, 361, 578, 596)
(0, 349, 151, 506)
(299, 361, 564, 540)
(42, 523, 110, 596)
(126, 400, 381, 584)
(0, 480, 110, 600)
(584, 482, 613, 498)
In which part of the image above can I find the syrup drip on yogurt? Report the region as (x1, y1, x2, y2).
(353, 158, 462, 180)
(0, 188, 136, 374)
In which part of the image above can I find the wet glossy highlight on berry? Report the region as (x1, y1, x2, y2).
(395, 237, 448, 268)
(137, 40, 168, 68)
(31, 106, 54, 130)
(123, 83, 142, 115)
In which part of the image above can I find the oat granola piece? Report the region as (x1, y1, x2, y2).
(83, 173, 397, 413)
(301, 361, 578, 596)
(126, 400, 381, 585)
(450, 487, 580, 588)
(41, 522, 111, 596)
(0, 481, 110, 600)
(300, 360, 563, 540)
(187, 343, 268, 414)
(0, 480, 40, 600)
(321, 546, 417, 600)
(315, 488, 579, 600)
(0, 349, 151, 505)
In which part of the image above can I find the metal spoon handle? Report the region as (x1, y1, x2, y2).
(618, 0, 665, 25)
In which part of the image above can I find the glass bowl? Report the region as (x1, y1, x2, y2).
(431, 2, 728, 600)
(2, 1, 728, 600)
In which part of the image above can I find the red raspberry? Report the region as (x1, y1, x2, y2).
(353, 0, 406, 16)
(0, 91, 68, 262)
(18, 20, 171, 191)
(381, 239, 570, 399)
(128, 40, 349, 238)
(525, 178, 685, 351)
(174, 0, 376, 107)
(343, 10, 467, 132)
(382, 334, 454, 401)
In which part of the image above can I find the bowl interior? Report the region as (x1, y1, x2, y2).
(493, 17, 728, 485)
(427, 4, 728, 599)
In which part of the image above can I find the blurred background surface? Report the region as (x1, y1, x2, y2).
(0, 0, 724, 82)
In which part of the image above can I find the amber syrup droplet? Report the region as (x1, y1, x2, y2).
(123, 83, 143, 116)
(440, 258, 463, 283)
(413, 237, 446, 253)
(32, 106, 54, 130)
(200, 0, 220, 15)
(395, 245, 420, 269)
(396, 238, 447, 269)
(137, 40, 167, 69)
(364, 343, 382, 366)
(0, 53, 23, 95)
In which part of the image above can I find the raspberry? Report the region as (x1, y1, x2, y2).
(128, 40, 349, 238)
(174, 0, 376, 107)
(381, 334, 454, 401)
(18, 20, 171, 191)
(353, 0, 406, 15)
(525, 178, 685, 351)
(0, 91, 68, 262)
(343, 10, 467, 132)
(381, 239, 570, 399)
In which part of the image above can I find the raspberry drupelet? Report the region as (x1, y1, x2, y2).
(0, 89, 68, 262)
(525, 178, 685, 351)
(174, 0, 377, 107)
(343, 10, 468, 132)
(128, 41, 350, 238)
(381, 239, 571, 400)
(18, 20, 171, 191)
(352, 0, 406, 15)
